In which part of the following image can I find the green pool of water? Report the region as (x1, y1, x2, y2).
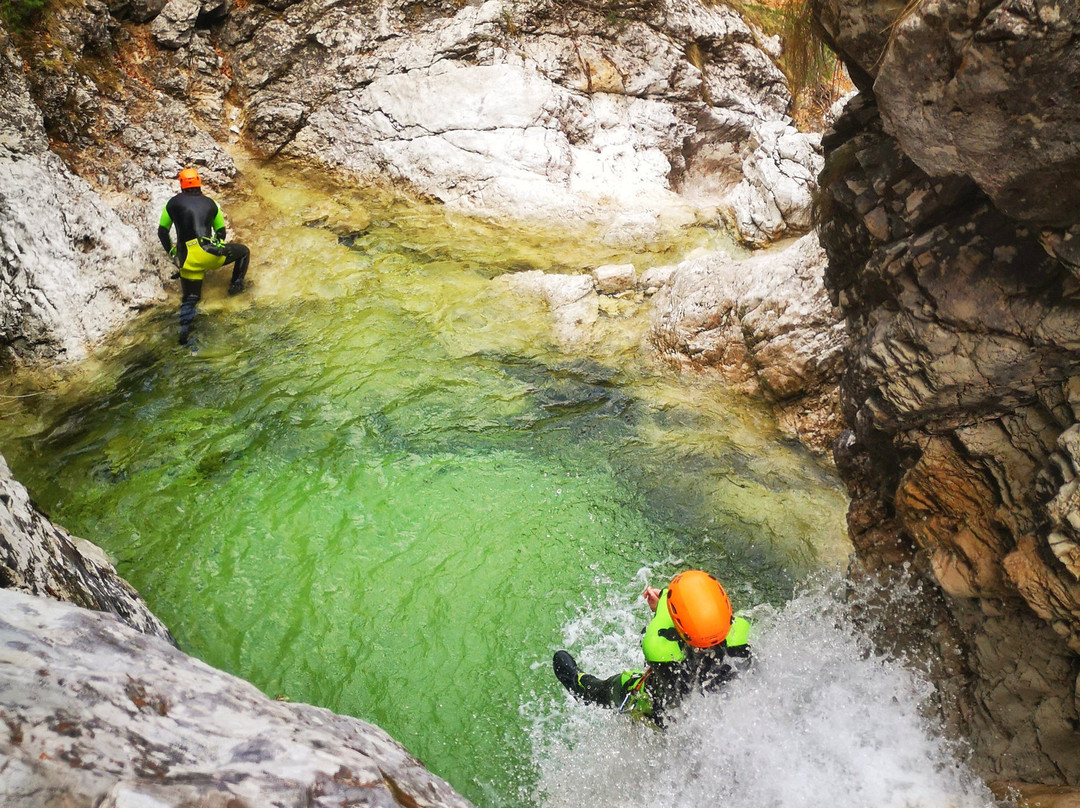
(0, 162, 850, 807)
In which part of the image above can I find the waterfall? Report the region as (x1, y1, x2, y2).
(528, 571, 997, 808)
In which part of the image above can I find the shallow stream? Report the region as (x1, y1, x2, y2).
(0, 162, 993, 807)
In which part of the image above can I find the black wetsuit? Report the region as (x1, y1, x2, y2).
(158, 188, 250, 344)
(572, 641, 752, 727)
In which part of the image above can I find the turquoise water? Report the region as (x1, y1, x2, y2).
(0, 163, 850, 806)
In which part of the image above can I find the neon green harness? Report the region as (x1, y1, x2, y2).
(178, 238, 227, 280)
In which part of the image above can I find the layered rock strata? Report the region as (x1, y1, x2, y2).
(813, 0, 1080, 783)
(0, 588, 473, 808)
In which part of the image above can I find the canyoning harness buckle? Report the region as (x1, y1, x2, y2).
(618, 667, 653, 714)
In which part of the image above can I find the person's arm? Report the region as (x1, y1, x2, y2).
(643, 586, 661, 612)
(157, 205, 174, 255)
(212, 202, 226, 242)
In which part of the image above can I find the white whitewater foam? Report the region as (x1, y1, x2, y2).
(527, 572, 998, 808)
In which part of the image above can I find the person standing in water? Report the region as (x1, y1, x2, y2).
(158, 167, 251, 345)
(553, 569, 751, 726)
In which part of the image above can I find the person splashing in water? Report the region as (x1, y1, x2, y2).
(553, 569, 751, 727)
(158, 167, 251, 345)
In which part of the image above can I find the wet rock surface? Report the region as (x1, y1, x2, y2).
(501, 233, 846, 451)
(0, 588, 474, 808)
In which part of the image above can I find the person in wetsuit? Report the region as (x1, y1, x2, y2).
(553, 569, 751, 727)
(158, 167, 250, 345)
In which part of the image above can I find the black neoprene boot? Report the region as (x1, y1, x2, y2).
(553, 650, 585, 696)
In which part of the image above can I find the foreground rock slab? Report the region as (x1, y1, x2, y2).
(0, 589, 474, 808)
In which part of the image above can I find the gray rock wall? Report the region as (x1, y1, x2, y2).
(0, 29, 167, 365)
(214, 0, 820, 242)
(0, 588, 473, 808)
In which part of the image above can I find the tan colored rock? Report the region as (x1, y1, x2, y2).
(591, 263, 636, 295)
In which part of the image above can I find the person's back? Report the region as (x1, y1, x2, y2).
(164, 191, 221, 259)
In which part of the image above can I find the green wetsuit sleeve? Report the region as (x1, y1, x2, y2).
(642, 589, 684, 663)
(212, 203, 226, 241)
(157, 204, 173, 253)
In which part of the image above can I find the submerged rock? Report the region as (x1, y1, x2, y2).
(0, 588, 473, 808)
(722, 121, 823, 247)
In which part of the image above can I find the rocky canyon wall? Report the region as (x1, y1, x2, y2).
(813, 0, 1080, 787)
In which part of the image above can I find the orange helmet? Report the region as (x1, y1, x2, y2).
(178, 167, 201, 189)
(666, 570, 732, 648)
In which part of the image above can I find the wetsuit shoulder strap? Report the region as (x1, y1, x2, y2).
(726, 615, 750, 649)
(642, 589, 685, 663)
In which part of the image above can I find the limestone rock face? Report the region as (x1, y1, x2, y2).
(817, 91, 1080, 785)
(0, 30, 167, 365)
(219, 0, 798, 237)
(650, 233, 847, 451)
(0, 455, 172, 643)
(722, 122, 823, 247)
(0, 589, 474, 808)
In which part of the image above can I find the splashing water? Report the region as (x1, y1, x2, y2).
(529, 572, 997, 808)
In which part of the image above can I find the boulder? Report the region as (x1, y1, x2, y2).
(0, 589, 473, 808)
(592, 263, 636, 295)
(722, 121, 823, 246)
(503, 269, 599, 348)
(151, 0, 202, 49)
(650, 233, 846, 450)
